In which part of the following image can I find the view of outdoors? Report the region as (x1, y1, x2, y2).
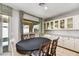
(0, 15, 9, 53)
(23, 25, 29, 34)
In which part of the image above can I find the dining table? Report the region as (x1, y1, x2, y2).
(16, 37, 51, 54)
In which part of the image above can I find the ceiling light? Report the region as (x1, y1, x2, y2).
(39, 3, 48, 10)
(39, 3, 45, 7)
(45, 6, 48, 10)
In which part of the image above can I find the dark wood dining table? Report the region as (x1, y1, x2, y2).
(16, 37, 51, 54)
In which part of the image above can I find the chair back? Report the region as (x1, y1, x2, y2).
(49, 37, 59, 56)
(39, 41, 51, 56)
(39, 37, 59, 56)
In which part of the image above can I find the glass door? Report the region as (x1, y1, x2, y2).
(0, 4, 12, 55)
(0, 14, 2, 55)
(2, 15, 9, 53)
(0, 14, 10, 55)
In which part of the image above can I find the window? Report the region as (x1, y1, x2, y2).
(23, 25, 29, 34)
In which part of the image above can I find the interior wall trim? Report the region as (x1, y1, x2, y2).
(23, 11, 41, 19)
(58, 45, 79, 54)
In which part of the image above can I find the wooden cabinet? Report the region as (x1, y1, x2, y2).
(58, 36, 64, 47)
(73, 15, 79, 29)
(67, 18, 73, 28)
(74, 38, 79, 52)
(44, 23, 46, 30)
(47, 22, 49, 29)
(50, 21, 53, 29)
(63, 37, 74, 50)
(44, 15, 79, 30)
(44, 15, 79, 52)
(54, 20, 58, 29)
(45, 21, 51, 30)
(58, 36, 79, 52)
(60, 19, 65, 29)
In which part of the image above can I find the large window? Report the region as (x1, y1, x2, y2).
(33, 24, 39, 37)
(23, 25, 29, 34)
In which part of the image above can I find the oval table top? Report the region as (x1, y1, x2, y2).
(16, 37, 51, 51)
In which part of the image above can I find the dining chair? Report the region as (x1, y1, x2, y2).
(48, 37, 59, 56)
(31, 37, 59, 56)
(39, 41, 51, 56)
(31, 41, 51, 56)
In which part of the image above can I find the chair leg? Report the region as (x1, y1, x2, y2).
(39, 50, 41, 56)
(26, 51, 32, 56)
(53, 52, 56, 56)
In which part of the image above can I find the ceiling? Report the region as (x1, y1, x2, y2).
(4, 3, 79, 19)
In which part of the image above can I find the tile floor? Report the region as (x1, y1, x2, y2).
(2, 43, 79, 56)
(56, 47, 79, 56)
(13, 46, 79, 56)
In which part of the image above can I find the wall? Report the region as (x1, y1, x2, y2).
(23, 13, 43, 36)
(11, 9, 20, 44)
(46, 8, 79, 21)
(39, 18, 45, 36)
(46, 30, 79, 38)
(53, 8, 79, 20)
(23, 14, 39, 22)
(11, 9, 40, 43)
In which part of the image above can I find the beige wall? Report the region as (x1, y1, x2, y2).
(11, 9, 20, 43)
(23, 14, 39, 22)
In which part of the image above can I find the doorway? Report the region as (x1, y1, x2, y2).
(0, 14, 11, 55)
